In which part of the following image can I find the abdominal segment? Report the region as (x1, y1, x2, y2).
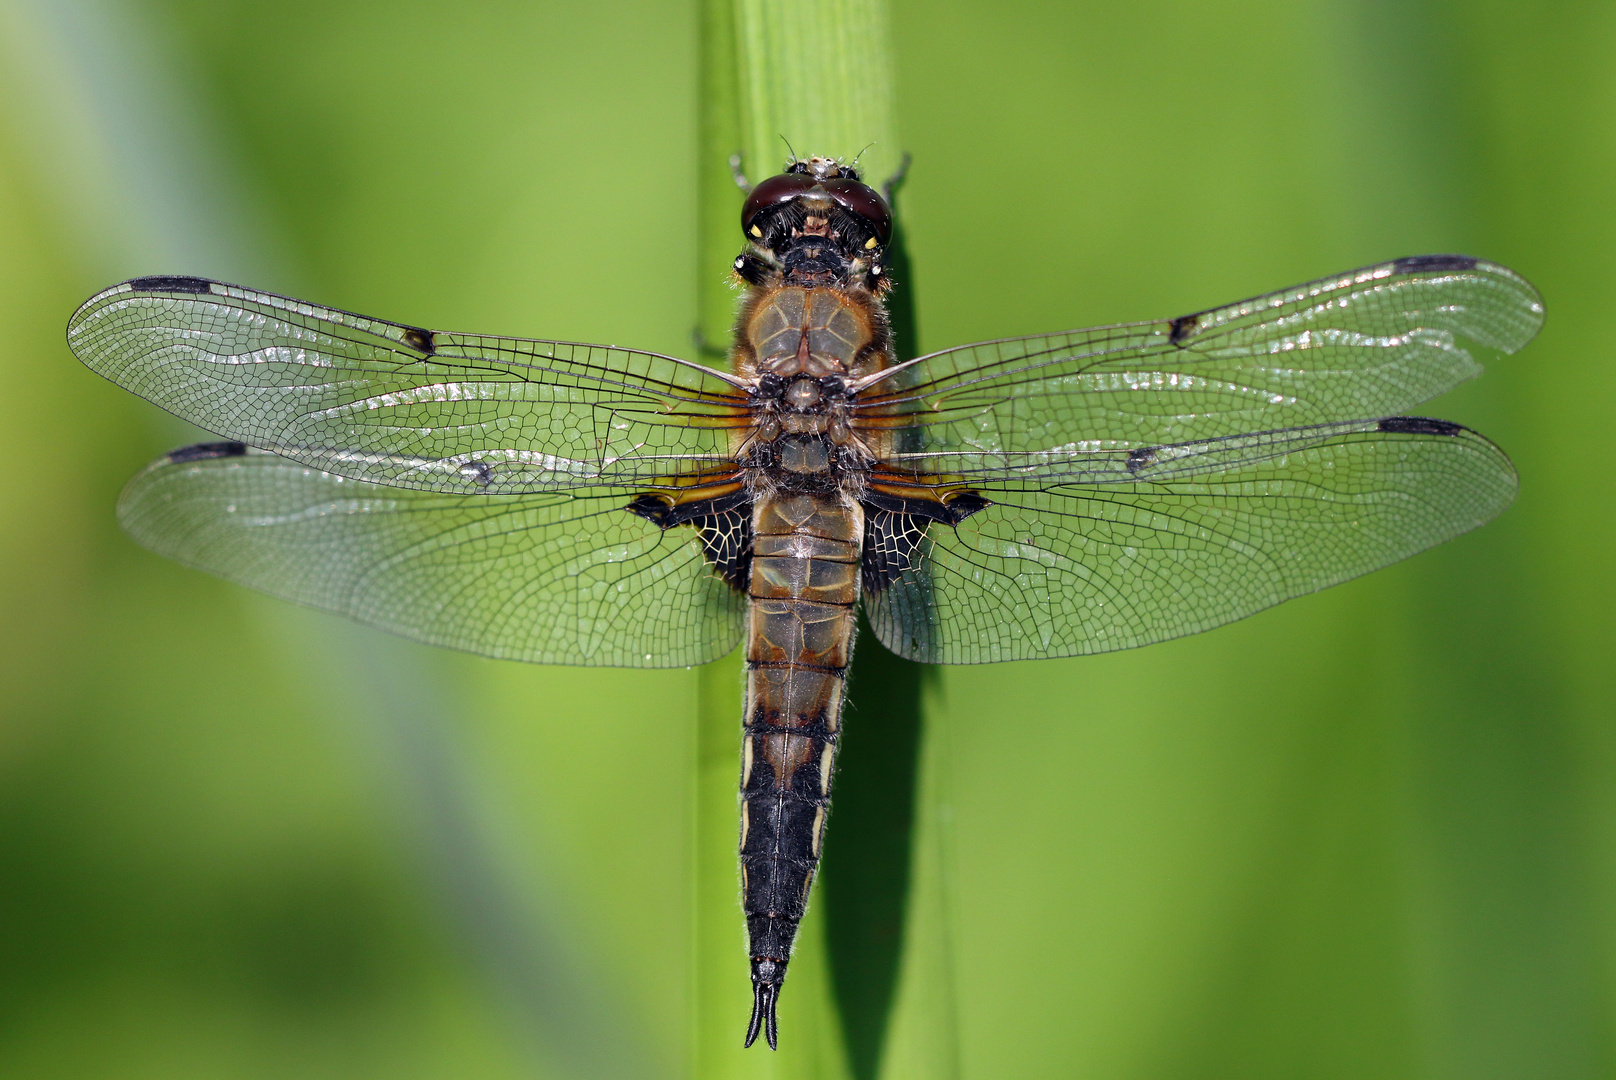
(740, 492, 862, 1046)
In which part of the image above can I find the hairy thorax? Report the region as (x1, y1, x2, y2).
(734, 285, 885, 381)
(732, 284, 895, 500)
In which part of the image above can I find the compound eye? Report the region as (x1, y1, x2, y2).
(742, 174, 816, 239)
(823, 179, 892, 246)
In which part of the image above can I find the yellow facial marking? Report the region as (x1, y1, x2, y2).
(864, 236, 878, 249)
(751, 225, 763, 238)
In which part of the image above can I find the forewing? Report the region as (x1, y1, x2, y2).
(69, 277, 746, 493)
(119, 444, 746, 667)
(863, 419, 1515, 663)
(856, 256, 1543, 467)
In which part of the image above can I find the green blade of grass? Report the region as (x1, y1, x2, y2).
(694, 2, 920, 1076)
(732, 0, 900, 186)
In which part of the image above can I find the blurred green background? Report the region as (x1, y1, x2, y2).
(1, 0, 1612, 1077)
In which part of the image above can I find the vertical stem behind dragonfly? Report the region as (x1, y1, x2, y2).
(695, 0, 900, 1075)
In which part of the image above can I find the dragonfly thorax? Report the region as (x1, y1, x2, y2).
(753, 372, 847, 410)
(743, 374, 866, 491)
(743, 375, 859, 492)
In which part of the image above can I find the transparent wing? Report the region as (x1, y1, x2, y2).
(854, 256, 1543, 471)
(863, 419, 1515, 663)
(119, 443, 746, 667)
(69, 277, 748, 494)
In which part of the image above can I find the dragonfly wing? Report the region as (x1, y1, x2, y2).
(862, 418, 1516, 663)
(120, 443, 747, 667)
(69, 277, 747, 494)
(856, 256, 1543, 464)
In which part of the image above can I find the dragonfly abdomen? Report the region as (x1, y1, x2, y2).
(740, 491, 863, 1048)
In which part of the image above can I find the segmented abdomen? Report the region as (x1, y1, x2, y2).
(740, 491, 862, 1024)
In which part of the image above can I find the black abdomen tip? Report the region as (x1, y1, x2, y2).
(127, 275, 214, 294)
(745, 958, 785, 1050)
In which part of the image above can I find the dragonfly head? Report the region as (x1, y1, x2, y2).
(740, 157, 892, 285)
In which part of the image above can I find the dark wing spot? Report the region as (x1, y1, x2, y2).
(1126, 447, 1158, 475)
(128, 275, 214, 294)
(1378, 416, 1465, 436)
(625, 490, 755, 591)
(942, 491, 990, 524)
(862, 507, 928, 595)
(1391, 254, 1478, 274)
(167, 440, 248, 463)
(400, 326, 436, 354)
(626, 494, 674, 527)
(862, 488, 988, 525)
(1168, 313, 1200, 345)
(460, 460, 495, 487)
(692, 508, 753, 591)
(859, 492, 990, 594)
(628, 488, 750, 528)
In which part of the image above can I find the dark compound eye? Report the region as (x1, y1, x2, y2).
(742, 173, 816, 239)
(822, 179, 892, 246)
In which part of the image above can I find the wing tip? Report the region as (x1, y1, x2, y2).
(69, 275, 445, 359)
(67, 275, 223, 342)
(1375, 416, 1518, 487)
(1388, 253, 1546, 350)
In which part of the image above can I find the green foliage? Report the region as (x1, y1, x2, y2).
(0, 1, 1612, 1078)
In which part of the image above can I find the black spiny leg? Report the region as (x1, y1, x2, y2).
(745, 960, 783, 1049)
(734, 251, 772, 286)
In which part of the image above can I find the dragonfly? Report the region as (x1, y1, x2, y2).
(67, 154, 1543, 1050)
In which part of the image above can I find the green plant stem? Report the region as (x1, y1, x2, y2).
(731, 0, 901, 187)
(694, 1, 902, 1076)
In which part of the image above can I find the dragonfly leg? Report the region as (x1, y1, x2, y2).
(881, 151, 912, 205)
(730, 152, 751, 193)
